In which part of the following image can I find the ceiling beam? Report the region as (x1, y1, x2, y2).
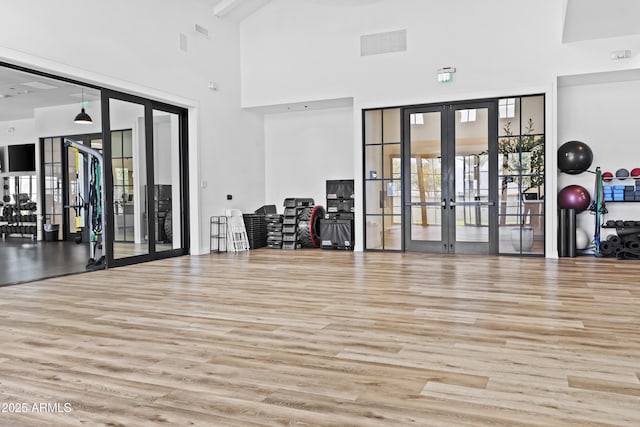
(213, 0, 243, 17)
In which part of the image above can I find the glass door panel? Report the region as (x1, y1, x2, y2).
(109, 99, 149, 259)
(453, 107, 490, 245)
(66, 145, 86, 242)
(404, 109, 445, 252)
(41, 137, 64, 240)
(404, 102, 497, 254)
(152, 109, 182, 252)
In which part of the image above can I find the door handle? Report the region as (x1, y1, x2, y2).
(441, 199, 446, 209)
(450, 198, 455, 209)
(449, 200, 496, 207)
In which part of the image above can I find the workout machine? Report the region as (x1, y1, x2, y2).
(64, 138, 106, 268)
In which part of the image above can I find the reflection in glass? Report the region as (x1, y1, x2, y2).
(42, 137, 63, 230)
(454, 107, 489, 243)
(365, 145, 381, 179)
(384, 215, 402, 250)
(153, 110, 182, 251)
(497, 96, 544, 254)
(408, 111, 442, 243)
(365, 216, 383, 249)
(383, 144, 401, 180)
(364, 108, 405, 250)
(364, 110, 382, 145)
(382, 108, 400, 143)
(109, 99, 148, 259)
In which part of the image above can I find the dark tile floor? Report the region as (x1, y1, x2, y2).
(0, 239, 94, 286)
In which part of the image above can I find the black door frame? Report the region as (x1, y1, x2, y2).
(402, 99, 498, 254)
(102, 89, 190, 268)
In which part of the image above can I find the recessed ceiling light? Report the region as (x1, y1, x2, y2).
(22, 81, 59, 90)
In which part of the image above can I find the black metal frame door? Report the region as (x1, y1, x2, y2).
(447, 101, 498, 254)
(102, 89, 190, 268)
(403, 100, 498, 254)
(402, 105, 449, 252)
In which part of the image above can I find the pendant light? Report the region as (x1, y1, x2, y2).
(74, 88, 93, 124)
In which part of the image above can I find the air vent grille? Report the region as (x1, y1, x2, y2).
(360, 29, 407, 56)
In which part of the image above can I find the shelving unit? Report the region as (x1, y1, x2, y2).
(209, 216, 227, 253)
(1, 175, 38, 240)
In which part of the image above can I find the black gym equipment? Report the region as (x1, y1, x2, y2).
(558, 140, 593, 174)
(64, 138, 106, 269)
(296, 206, 314, 248)
(164, 210, 173, 243)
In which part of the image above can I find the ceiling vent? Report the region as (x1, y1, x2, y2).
(180, 33, 188, 52)
(360, 29, 407, 56)
(194, 24, 209, 38)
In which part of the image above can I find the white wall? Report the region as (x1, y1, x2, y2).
(558, 79, 640, 240)
(0, 0, 265, 254)
(264, 107, 354, 210)
(241, 0, 640, 255)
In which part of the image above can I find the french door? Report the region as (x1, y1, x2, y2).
(403, 101, 498, 254)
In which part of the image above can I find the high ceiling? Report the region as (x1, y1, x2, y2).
(1, 1, 639, 122)
(0, 1, 271, 123)
(563, 0, 640, 42)
(208, 0, 271, 20)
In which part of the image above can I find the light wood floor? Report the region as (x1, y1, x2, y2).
(1, 250, 639, 426)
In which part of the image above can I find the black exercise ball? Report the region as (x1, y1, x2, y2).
(558, 140, 593, 174)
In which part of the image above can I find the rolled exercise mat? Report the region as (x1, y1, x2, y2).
(599, 241, 613, 255)
(608, 235, 622, 245)
(617, 250, 640, 260)
(624, 240, 640, 250)
(616, 227, 640, 237)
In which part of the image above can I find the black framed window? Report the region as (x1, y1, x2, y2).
(363, 107, 402, 251)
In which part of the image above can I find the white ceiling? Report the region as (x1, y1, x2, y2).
(208, 0, 271, 20)
(2, 0, 640, 122)
(0, 67, 100, 122)
(563, 0, 640, 43)
(0, 1, 270, 122)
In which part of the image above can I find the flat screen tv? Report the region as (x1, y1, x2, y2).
(8, 144, 36, 172)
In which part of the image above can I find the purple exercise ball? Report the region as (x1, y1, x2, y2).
(558, 185, 591, 213)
